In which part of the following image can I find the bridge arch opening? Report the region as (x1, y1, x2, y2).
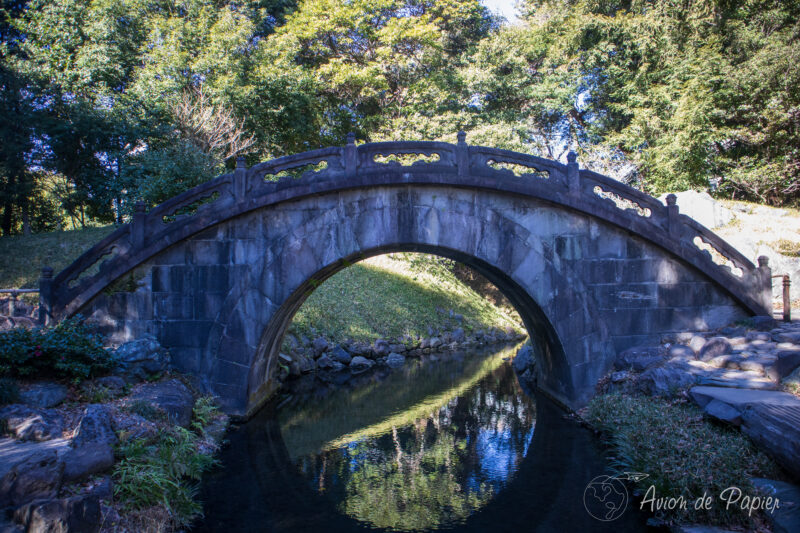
(246, 244, 574, 416)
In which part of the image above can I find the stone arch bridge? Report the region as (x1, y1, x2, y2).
(38, 134, 773, 416)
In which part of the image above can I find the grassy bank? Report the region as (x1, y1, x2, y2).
(287, 253, 524, 343)
(584, 393, 782, 529)
(0, 229, 524, 342)
(0, 225, 115, 289)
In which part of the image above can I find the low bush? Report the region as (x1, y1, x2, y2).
(113, 426, 216, 527)
(0, 377, 18, 405)
(585, 393, 781, 528)
(0, 316, 114, 381)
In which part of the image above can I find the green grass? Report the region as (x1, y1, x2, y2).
(0, 225, 115, 289)
(585, 393, 782, 528)
(289, 253, 524, 343)
(0, 228, 524, 345)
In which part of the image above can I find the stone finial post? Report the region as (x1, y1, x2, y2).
(756, 255, 773, 315)
(234, 156, 248, 203)
(665, 194, 680, 238)
(345, 132, 357, 178)
(132, 201, 147, 248)
(567, 151, 579, 195)
(38, 266, 54, 326)
(456, 130, 468, 176)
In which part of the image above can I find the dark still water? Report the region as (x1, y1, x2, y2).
(196, 344, 649, 533)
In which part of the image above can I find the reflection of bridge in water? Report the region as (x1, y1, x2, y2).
(279, 343, 522, 459)
(40, 133, 773, 415)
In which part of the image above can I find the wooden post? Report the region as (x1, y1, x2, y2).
(782, 275, 791, 322)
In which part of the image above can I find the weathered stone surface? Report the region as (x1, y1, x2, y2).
(668, 344, 695, 360)
(0, 450, 64, 507)
(0, 406, 63, 442)
(614, 345, 663, 372)
(316, 355, 335, 370)
(512, 344, 534, 374)
(750, 315, 777, 331)
(312, 337, 329, 357)
(113, 335, 170, 381)
(766, 350, 800, 381)
(62, 443, 114, 481)
(72, 405, 117, 448)
(385, 352, 405, 369)
(373, 339, 391, 357)
(18, 383, 68, 409)
(695, 370, 778, 390)
(774, 331, 800, 344)
(742, 403, 800, 479)
(702, 399, 742, 426)
(746, 330, 772, 342)
(752, 478, 800, 533)
(15, 494, 100, 533)
(688, 336, 707, 354)
(451, 328, 465, 343)
(128, 379, 194, 427)
(330, 345, 352, 365)
(636, 365, 695, 396)
(697, 337, 732, 361)
(349, 356, 374, 373)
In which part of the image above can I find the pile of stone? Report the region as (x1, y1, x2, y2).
(277, 326, 525, 381)
(0, 337, 214, 532)
(606, 316, 800, 483)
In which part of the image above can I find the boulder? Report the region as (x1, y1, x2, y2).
(0, 316, 14, 332)
(687, 336, 707, 354)
(316, 355, 335, 370)
(0, 406, 63, 442)
(312, 337, 329, 356)
(719, 326, 746, 337)
(330, 345, 352, 365)
(512, 344, 534, 374)
(72, 405, 117, 448)
(697, 337, 732, 361)
(18, 383, 68, 409)
(110, 412, 158, 442)
(614, 346, 663, 372)
(93, 376, 126, 392)
(0, 450, 64, 507)
(113, 336, 170, 381)
(451, 328, 465, 343)
(373, 339, 391, 357)
(610, 371, 631, 384)
(429, 337, 443, 350)
(62, 443, 114, 482)
(747, 330, 772, 342)
(766, 350, 800, 381)
(14, 494, 100, 533)
(349, 356, 374, 374)
(751, 316, 778, 331)
(636, 365, 695, 396)
(385, 352, 405, 369)
(668, 344, 695, 360)
(774, 331, 800, 344)
(128, 379, 194, 427)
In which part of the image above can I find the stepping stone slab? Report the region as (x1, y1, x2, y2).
(752, 478, 800, 533)
(698, 337, 732, 361)
(690, 387, 800, 479)
(695, 370, 778, 390)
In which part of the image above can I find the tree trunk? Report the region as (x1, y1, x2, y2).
(21, 200, 31, 235)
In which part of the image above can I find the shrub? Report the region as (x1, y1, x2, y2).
(585, 393, 781, 527)
(113, 427, 216, 527)
(0, 377, 19, 405)
(0, 316, 114, 381)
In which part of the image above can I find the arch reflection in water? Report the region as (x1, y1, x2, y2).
(279, 344, 534, 531)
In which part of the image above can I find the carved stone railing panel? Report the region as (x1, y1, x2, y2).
(579, 169, 668, 229)
(692, 236, 745, 278)
(592, 185, 652, 217)
(357, 141, 456, 172)
(679, 216, 754, 278)
(469, 147, 567, 184)
(248, 148, 344, 188)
